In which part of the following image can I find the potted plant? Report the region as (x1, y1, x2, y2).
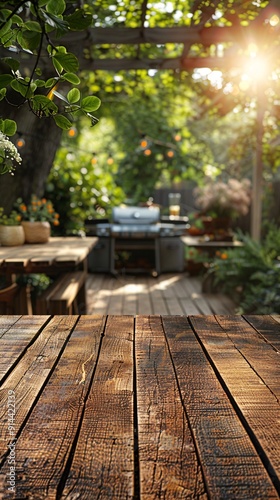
(193, 178, 251, 233)
(187, 211, 214, 236)
(0, 207, 25, 246)
(185, 246, 209, 275)
(15, 195, 59, 243)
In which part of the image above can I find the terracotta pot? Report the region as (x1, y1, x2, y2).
(185, 260, 205, 276)
(22, 221, 51, 243)
(0, 225, 25, 246)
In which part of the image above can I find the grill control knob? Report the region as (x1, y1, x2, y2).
(133, 211, 140, 218)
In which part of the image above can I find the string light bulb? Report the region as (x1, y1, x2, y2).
(91, 153, 97, 165)
(140, 134, 148, 149)
(16, 136, 25, 148)
(144, 148, 152, 156)
(174, 132, 181, 142)
(107, 155, 114, 165)
(167, 150, 174, 158)
(68, 126, 77, 138)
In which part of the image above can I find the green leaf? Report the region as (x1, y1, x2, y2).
(24, 21, 42, 32)
(31, 95, 58, 116)
(65, 10, 92, 31)
(53, 52, 79, 73)
(67, 88, 80, 104)
(53, 114, 73, 130)
(62, 73, 81, 85)
(52, 89, 69, 104)
(0, 88, 6, 101)
(81, 96, 101, 112)
(52, 57, 63, 75)
(1, 119, 17, 136)
(45, 77, 58, 88)
(0, 18, 12, 38)
(87, 113, 99, 127)
(17, 30, 41, 51)
(10, 78, 29, 98)
(0, 74, 13, 89)
(53, 45, 67, 54)
(11, 14, 23, 25)
(1, 29, 17, 48)
(41, 11, 69, 32)
(3, 57, 20, 72)
(34, 79, 46, 87)
(46, 0, 66, 16)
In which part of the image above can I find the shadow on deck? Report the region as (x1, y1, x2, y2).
(86, 272, 236, 315)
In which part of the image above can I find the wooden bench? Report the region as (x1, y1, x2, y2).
(36, 271, 87, 315)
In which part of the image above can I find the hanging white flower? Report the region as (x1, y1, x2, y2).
(0, 132, 22, 175)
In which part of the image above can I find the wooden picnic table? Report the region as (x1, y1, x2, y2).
(0, 237, 98, 314)
(0, 236, 98, 275)
(0, 314, 279, 499)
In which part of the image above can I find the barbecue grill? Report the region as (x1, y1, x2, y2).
(91, 206, 188, 275)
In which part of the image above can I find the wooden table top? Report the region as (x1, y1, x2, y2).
(0, 314, 279, 499)
(182, 235, 243, 248)
(0, 236, 98, 273)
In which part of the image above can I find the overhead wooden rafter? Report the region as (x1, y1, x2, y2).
(58, 2, 280, 73)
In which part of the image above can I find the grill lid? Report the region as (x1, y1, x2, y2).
(112, 206, 160, 225)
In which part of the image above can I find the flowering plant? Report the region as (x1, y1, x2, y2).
(194, 178, 251, 219)
(15, 195, 60, 225)
(0, 207, 22, 226)
(0, 132, 22, 175)
(185, 246, 209, 263)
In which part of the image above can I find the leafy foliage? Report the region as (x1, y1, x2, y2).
(0, 0, 100, 137)
(209, 226, 280, 313)
(46, 127, 125, 234)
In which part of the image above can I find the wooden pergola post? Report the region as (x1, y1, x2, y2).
(251, 84, 265, 242)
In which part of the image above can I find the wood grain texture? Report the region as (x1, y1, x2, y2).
(0, 316, 77, 462)
(135, 315, 206, 499)
(163, 315, 278, 499)
(0, 314, 279, 499)
(0, 316, 105, 499)
(190, 315, 280, 484)
(62, 315, 135, 499)
(244, 314, 280, 351)
(0, 315, 49, 383)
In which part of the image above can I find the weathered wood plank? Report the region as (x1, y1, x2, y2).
(0, 315, 50, 383)
(0, 316, 22, 338)
(137, 277, 153, 315)
(188, 315, 280, 495)
(162, 315, 278, 499)
(61, 315, 134, 499)
(244, 314, 280, 350)
(0, 316, 78, 463)
(204, 294, 235, 314)
(0, 316, 105, 499)
(149, 289, 169, 314)
(179, 298, 201, 315)
(135, 315, 207, 498)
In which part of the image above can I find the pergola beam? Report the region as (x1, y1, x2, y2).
(77, 56, 256, 72)
(62, 24, 273, 48)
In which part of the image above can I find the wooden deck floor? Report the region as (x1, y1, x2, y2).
(86, 272, 236, 315)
